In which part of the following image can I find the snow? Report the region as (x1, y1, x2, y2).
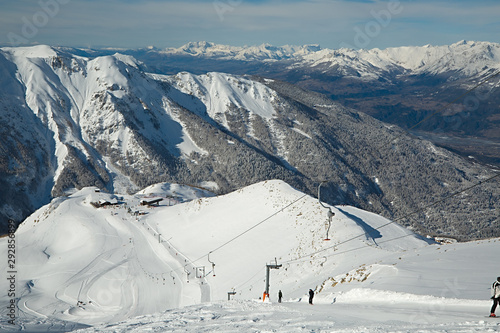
(161, 41, 320, 62)
(0, 45, 144, 191)
(1, 45, 57, 59)
(292, 127, 312, 140)
(102, 157, 139, 195)
(0, 45, 231, 193)
(111, 53, 140, 69)
(164, 40, 500, 72)
(1, 43, 499, 332)
(165, 72, 277, 128)
(2, 42, 498, 219)
(163, 40, 500, 80)
(299, 40, 500, 79)
(1, 180, 499, 332)
(73, 300, 500, 333)
(136, 182, 216, 201)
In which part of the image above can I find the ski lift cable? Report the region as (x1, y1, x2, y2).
(234, 233, 411, 293)
(285, 70, 500, 265)
(290, 233, 415, 265)
(273, 233, 412, 291)
(135, 218, 201, 279)
(233, 266, 266, 291)
(143, 71, 500, 293)
(156, 75, 500, 274)
(189, 193, 309, 266)
(159, 170, 499, 278)
(284, 172, 500, 264)
(211, 193, 308, 254)
(281, 70, 500, 272)
(162, 193, 309, 277)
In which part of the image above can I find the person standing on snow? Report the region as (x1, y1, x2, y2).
(491, 277, 500, 317)
(278, 290, 283, 303)
(308, 289, 314, 305)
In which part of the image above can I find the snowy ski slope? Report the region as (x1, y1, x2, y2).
(0, 180, 499, 332)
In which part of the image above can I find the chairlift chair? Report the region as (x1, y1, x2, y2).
(184, 265, 191, 283)
(318, 181, 335, 241)
(208, 252, 216, 277)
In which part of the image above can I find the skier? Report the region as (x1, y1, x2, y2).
(308, 289, 314, 305)
(278, 290, 283, 303)
(491, 276, 500, 317)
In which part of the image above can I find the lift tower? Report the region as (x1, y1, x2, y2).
(265, 259, 282, 301)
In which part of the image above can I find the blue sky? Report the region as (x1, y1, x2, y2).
(1, 0, 499, 49)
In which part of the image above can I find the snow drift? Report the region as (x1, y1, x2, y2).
(1, 180, 498, 332)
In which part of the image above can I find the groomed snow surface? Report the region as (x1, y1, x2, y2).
(1, 180, 499, 332)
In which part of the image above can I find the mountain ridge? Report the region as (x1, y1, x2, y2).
(0, 45, 498, 241)
(145, 40, 500, 77)
(106, 40, 500, 167)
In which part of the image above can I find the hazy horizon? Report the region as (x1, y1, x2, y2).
(1, 0, 499, 50)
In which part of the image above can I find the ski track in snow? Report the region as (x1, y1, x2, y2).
(73, 300, 500, 333)
(0, 181, 499, 332)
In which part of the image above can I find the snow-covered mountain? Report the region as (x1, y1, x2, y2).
(0, 180, 498, 332)
(119, 41, 500, 167)
(158, 41, 321, 62)
(145, 40, 500, 79)
(0, 45, 498, 241)
(295, 40, 500, 79)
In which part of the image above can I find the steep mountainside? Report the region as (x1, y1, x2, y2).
(108, 41, 500, 166)
(0, 45, 498, 240)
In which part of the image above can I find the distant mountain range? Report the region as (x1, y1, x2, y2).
(0, 44, 498, 240)
(132, 40, 500, 72)
(89, 40, 499, 167)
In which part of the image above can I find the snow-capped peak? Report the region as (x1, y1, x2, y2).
(161, 41, 321, 61)
(165, 71, 277, 122)
(156, 40, 500, 79)
(298, 40, 500, 77)
(1, 44, 57, 58)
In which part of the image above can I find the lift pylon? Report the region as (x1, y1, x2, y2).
(264, 258, 282, 302)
